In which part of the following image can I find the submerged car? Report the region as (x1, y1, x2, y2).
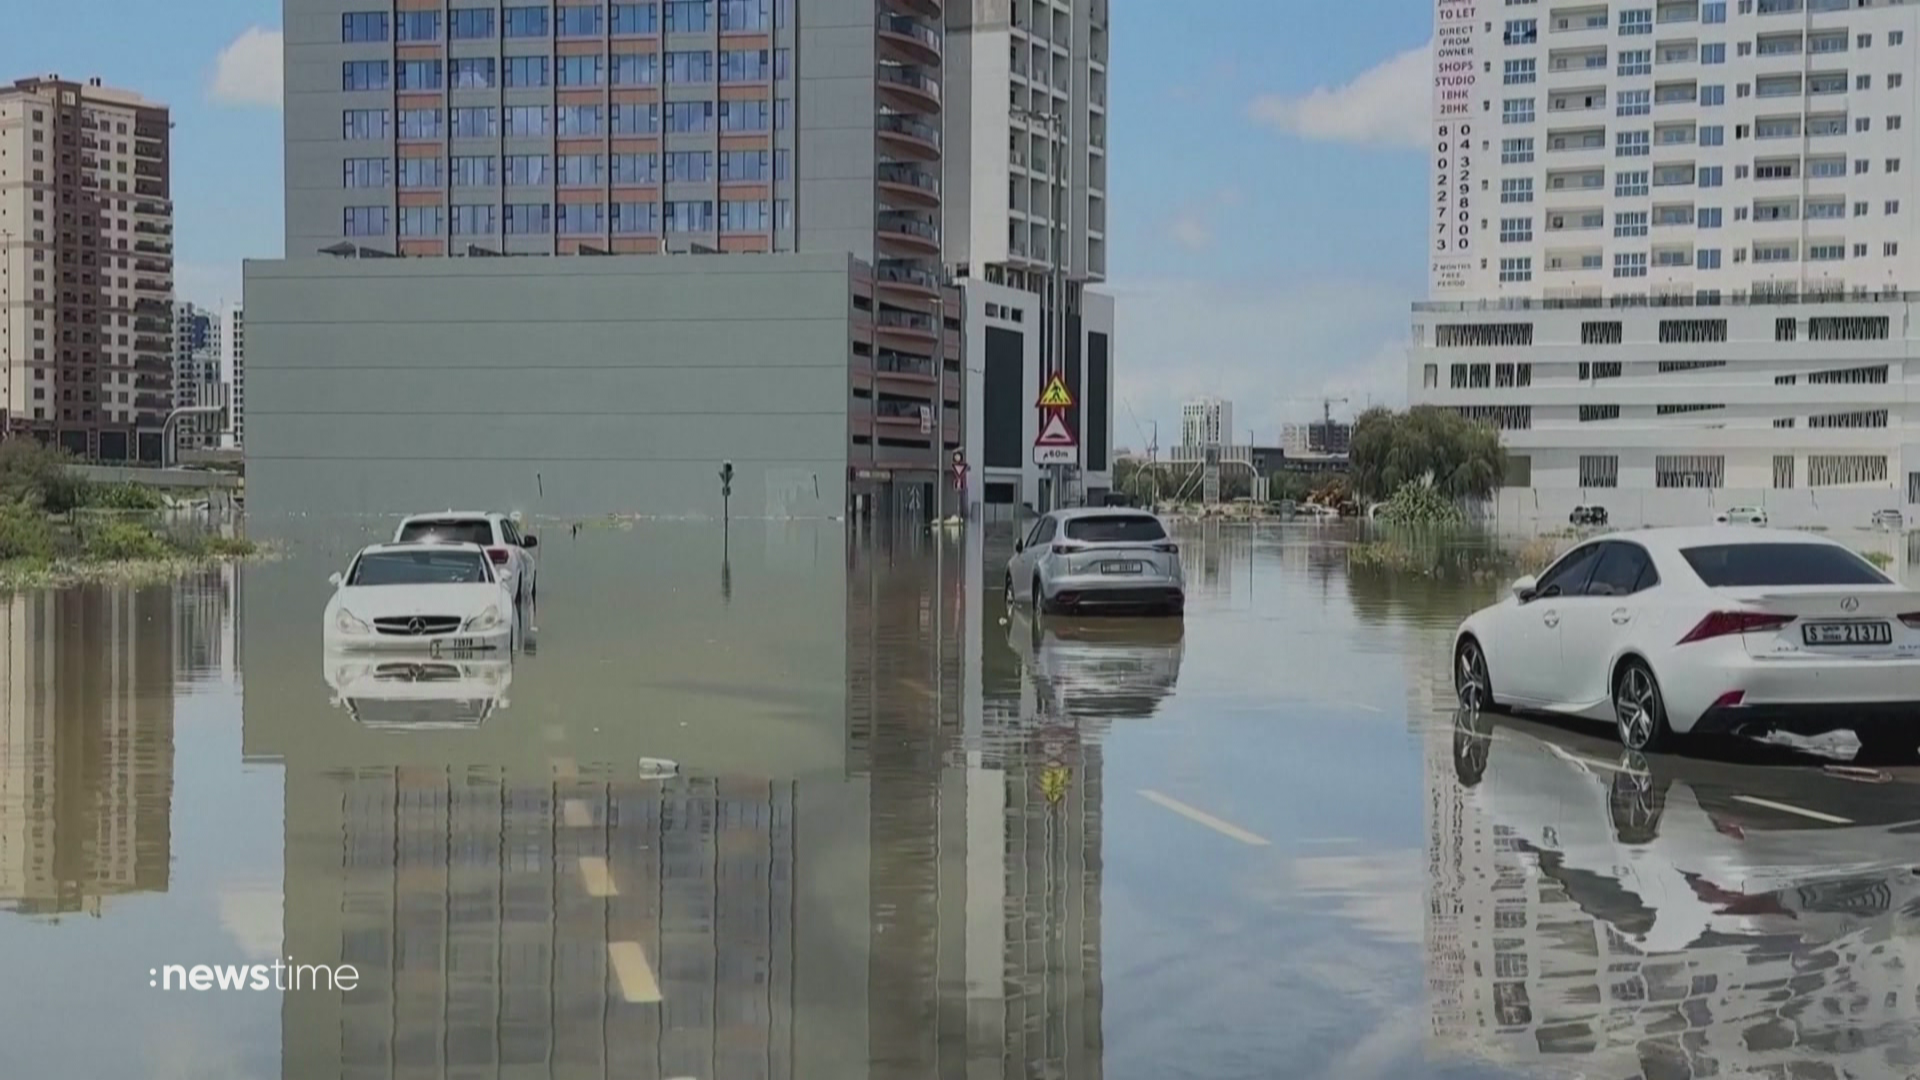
(1453, 527, 1920, 757)
(1714, 506, 1768, 526)
(1005, 508, 1184, 616)
(393, 511, 539, 604)
(324, 542, 515, 652)
(1569, 504, 1609, 527)
(1872, 508, 1905, 530)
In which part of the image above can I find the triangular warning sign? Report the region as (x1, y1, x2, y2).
(1035, 411, 1076, 447)
(1037, 375, 1074, 409)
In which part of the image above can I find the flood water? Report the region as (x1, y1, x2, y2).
(5, 518, 1920, 1079)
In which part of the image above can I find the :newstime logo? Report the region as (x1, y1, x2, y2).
(150, 959, 359, 992)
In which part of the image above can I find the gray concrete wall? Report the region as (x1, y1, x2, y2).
(242, 253, 852, 518)
(796, 0, 879, 261)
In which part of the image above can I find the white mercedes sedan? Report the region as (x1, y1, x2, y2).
(1454, 527, 1920, 757)
(324, 542, 515, 653)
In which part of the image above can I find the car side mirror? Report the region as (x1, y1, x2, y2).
(1510, 575, 1537, 602)
(521, 535, 538, 548)
(327, 572, 344, 587)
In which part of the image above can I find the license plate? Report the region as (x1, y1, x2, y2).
(431, 637, 481, 655)
(1802, 622, 1892, 646)
(1100, 561, 1143, 574)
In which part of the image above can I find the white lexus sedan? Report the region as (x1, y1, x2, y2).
(324, 542, 515, 652)
(1453, 527, 1920, 757)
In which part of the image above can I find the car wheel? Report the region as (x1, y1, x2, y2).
(1004, 575, 1017, 608)
(1607, 751, 1668, 845)
(1454, 637, 1496, 712)
(1613, 659, 1674, 753)
(1452, 707, 1494, 788)
(1032, 577, 1057, 617)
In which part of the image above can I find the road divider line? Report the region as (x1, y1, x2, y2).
(1137, 790, 1270, 846)
(562, 799, 594, 828)
(578, 856, 618, 897)
(1731, 795, 1852, 825)
(607, 941, 662, 1003)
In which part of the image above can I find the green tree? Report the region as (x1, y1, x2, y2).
(0, 440, 89, 513)
(1349, 406, 1504, 503)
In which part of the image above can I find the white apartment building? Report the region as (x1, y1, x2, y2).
(1180, 396, 1232, 448)
(171, 301, 220, 450)
(1411, 0, 1920, 526)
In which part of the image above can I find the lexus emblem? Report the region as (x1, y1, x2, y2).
(1841, 597, 1860, 612)
(407, 617, 426, 634)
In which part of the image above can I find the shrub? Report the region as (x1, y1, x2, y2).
(185, 534, 257, 558)
(82, 521, 171, 562)
(1374, 482, 1465, 526)
(0, 503, 56, 561)
(0, 440, 88, 513)
(83, 482, 166, 510)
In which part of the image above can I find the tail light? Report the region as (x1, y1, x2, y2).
(486, 547, 511, 566)
(1154, 542, 1180, 554)
(1900, 613, 1920, 629)
(1678, 611, 1793, 644)
(1051, 542, 1085, 556)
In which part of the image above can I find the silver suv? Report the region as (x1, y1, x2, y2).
(1004, 509, 1185, 616)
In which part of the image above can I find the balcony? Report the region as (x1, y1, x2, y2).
(133, 278, 170, 294)
(134, 140, 162, 161)
(134, 258, 170, 274)
(876, 163, 940, 209)
(1548, 6, 1609, 33)
(874, 350, 936, 380)
(132, 317, 168, 333)
(876, 211, 939, 255)
(133, 335, 169, 352)
(133, 221, 172, 236)
(135, 393, 168, 410)
(133, 240, 172, 256)
(876, 113, 941, 162)
(874, 308, 937, 343)
(877, 64, 941, 113)
(878, 14, 941, 67)
(874, 258, 939, 299)
(133, 199, 170, 216)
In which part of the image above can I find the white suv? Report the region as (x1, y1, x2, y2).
(393, 512, 539, 604)
(1713, 506, 1768, 527)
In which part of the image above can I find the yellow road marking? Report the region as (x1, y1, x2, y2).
(607, 941, 663, 1003)
(578, 856, 617, 897)
(1137, 790, 1270, 846)
(562, 799, 594, 828)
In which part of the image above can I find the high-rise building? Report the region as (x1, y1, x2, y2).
(1408, 2, 1920, 519)
(943, 0, 1110, 289)
(278, 0, 959, 509)
(170, 300, 220, 451)
(220, 303, 243, 449)
(0, 75, 173, 461)
(1180, 396, 1231, 448)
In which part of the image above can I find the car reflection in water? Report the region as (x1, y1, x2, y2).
(1438, 706, 1920, 1076)
(1007, 606, 1185, 721)
(323, 651, 512, 730)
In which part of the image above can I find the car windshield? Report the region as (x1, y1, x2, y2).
(398, 519, 494, 546)
(349, 549, 492, 586)
(1681, 543, 1890, 587)
(1064, 515, 1166, 543)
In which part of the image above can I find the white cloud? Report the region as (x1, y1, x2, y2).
(1104, 276, 1413, 449)
(1246, 43, 1429, 149)
(209, 27, 283, 108)
(1161, 187, 1245, 253)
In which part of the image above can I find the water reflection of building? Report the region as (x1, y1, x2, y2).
(0, 588, 174, 916)
(171, 564, 238, 686)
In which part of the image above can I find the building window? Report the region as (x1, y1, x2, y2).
(397, 158, 442, 188)
(1809, 455, 1890, 486)
(450, 7, 495, 38)
(1617, 89, 1650, 116)
(342, 61, 390, 91)
(450, 107, 496, 139)
(397, 109, 442, 139)
(504, 5, 551, 36)
(396, 60, 443, 90)
(1616, 130, 1650, 157)
(1613, 252, 1648, 278)
(1700, 43, 1725, 64)
(1702, 1, 1726, 21)
(1618, 8, 1651, 34)
(1615, 171, 1649, 198)
(612, 152, 659, 183)
(451, 156, 496, 186)
(1498, 257, 1533, 283)
(1699, 84, 1724, 106)
(612, 3, 660, 33)
(1504, 59, 1536, 85)
(343, 158, 391, 189)
(665, 151, 712, 181)
(720, 199, 770, 231)
(1502, 98, 1535, 124)
(1808, 244, 1845, 261)
(343, 206, 388, 236)
(557, 154, 604, 186)
(1614, 211, 1649, 237)
(556, 4, 604, 36)
(1655, 455, 1725, 489)
(342, 109, 389, 140)
(1618, 50, 1652, 76)
(721, 49, 772, 83)
(505, 154, 552, 186)
(1499, 217, 1533, 242)
(505, 203, 552, 234)
(559, 56, 605, 87)
(612, 103, 660, 134)
(341, 11, 389, 41)
(665, 51, 713, 83)
(1695, 248, 1721, 269)
(1698, 165, 1723, 187)
(665, 0, 710, 32)
(611, 202, 660, 234)
(1501, 178, 1533, 204)
(506, 106, 551, 136)
(1579, 455, 1620, 487)
(1501, 138, 1534, 164)
(1698, 126, 1723, 147)
(558, 203, 606, 234)
(720, 0, 770, 30)
(398, 206, 443, 237)
(665, 199, 714, 232)
(720, 149, 771, 181)
(451, 204, 496, 235)
(665, 102, 714, 132)
(613, 53, 659, 85)
(505, 56, 550, 87)
(719, 100, 770, 132)
(451, 58, 496, 89)
(396, 10, 440, 40)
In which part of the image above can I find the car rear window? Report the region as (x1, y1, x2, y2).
(1681, 543, 1890, 587)
(350, 550, 492, 586)
(1064, 515, 1166, 543)
(398, 519, 494, 546)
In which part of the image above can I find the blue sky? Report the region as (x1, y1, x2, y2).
(0, 0, 1435, 443)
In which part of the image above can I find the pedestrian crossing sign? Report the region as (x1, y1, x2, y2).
(1037, 375, 1074, 409)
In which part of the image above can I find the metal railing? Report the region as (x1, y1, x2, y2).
(877, 65, 941, 100)
(877, 113, 941, 147)
(880, 14, 940, 50)
(876, 163, 939, 193)
(876, 212, 938, 241)
(874, 259, 935, 288)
